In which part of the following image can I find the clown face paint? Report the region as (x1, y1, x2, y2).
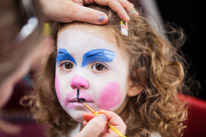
(55, 24, 130, 122)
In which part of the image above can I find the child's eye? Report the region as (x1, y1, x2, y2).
(91, 63, 107, 71)
(60, 62, 74, 70)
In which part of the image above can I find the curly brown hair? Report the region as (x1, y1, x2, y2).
(23, 5, 187, 137)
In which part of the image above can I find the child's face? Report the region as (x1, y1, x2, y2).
(55, 24, 130, 122)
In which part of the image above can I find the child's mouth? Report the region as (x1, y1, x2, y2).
(64, 89, 94, 106)
(68, 89, 93, 103)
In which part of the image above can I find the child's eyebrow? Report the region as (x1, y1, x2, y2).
(56, 48, 76, 65)
(81, 49, 115, 67)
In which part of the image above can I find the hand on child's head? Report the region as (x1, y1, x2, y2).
(36, 0, 138, 24)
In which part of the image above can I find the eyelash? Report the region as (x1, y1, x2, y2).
(58, 61, 109, 72)
(91, 62, 108, 72)
(58, 61, 74, 70)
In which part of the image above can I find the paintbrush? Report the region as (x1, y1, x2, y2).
(76, 89, 126, 137)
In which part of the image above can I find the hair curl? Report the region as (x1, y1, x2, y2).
(23, 5, 187, 137)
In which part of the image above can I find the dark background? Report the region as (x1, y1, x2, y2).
(130, 0, 206, 100)
(155, 0, 206, 100)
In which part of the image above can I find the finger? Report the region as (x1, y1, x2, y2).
(39, 0, 74, 23)
(72, 0, 84, 6)
(99, 110, 126, 134)
(83, 120, 87, 126)
(74, 114, 107, 137)
(90, 0, 130, 21)
(83, 113, 108, 134)
(68, 3, 108, 24)
(117, 0, 139, 16)
(82, 113, 95, 122)
(40, 0, 108, 24)
(99, 110, 123, 124)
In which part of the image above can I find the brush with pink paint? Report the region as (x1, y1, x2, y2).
(76, 89, 126, 137)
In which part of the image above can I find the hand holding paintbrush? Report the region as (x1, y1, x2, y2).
(76, 89, 127, 137)
(82, 110, 127, 137)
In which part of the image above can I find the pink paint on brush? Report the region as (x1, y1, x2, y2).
(55, 76, 61, 100)
(97, 82, 122, 110)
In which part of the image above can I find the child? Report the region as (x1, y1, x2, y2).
(28, 5, 187, 137)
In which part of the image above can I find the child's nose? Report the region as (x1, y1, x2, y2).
(70, 75, 89, 89)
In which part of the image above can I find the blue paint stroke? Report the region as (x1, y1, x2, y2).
(56, 48, 76, 65)
(82, 49, 115, 67)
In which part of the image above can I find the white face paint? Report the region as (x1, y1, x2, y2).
(55, 24, 130, 122)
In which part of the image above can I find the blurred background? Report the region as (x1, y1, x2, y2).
(155, 0, 206, 100)
(133, 0, 206, 100)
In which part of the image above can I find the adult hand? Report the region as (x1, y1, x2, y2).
(74, 110, 126, 137)
(35, 0, 138, 24)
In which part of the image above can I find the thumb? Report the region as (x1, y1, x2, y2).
(70, 4, 108, 24)
(74, 114, 107, 137)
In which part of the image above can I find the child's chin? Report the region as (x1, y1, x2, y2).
(67, 111, 84, 123)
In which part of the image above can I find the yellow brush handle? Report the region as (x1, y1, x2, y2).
(82, 102, 126, 137)
(108, 123, 126, 137)
(94, 112, 126, 137)
(93, 111, 99, 116)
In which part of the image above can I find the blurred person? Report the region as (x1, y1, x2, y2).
(0, 0, 46, 110)
(0, 0, 51, 134)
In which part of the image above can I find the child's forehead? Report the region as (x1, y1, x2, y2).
(59, 23, 117, 45)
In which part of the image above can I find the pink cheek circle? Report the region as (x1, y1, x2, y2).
(55, 76, 61, 100)
(97, 82, 122, 110)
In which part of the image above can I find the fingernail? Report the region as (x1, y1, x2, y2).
(98, 114, 107, 120)
(129, 9, 139, 16)
(98, 14, 107, 23)
(125, 15, 130, 22)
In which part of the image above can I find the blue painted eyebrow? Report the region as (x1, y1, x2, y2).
(81, 49, 115, 67)
(56, 48, 76, 65)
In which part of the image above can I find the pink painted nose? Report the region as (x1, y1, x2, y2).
(70, 75, 89, 89)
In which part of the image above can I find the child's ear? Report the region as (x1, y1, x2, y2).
(127, 82, 143, 97)
(127, 67, 145, 97)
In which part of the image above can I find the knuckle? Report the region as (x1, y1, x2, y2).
(107, 111, 120, 117)
(92, 119, 104, 129)
(123, 123, 127, 129)
(130, 3, 135, 8)
(109, 111, 116, 116)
